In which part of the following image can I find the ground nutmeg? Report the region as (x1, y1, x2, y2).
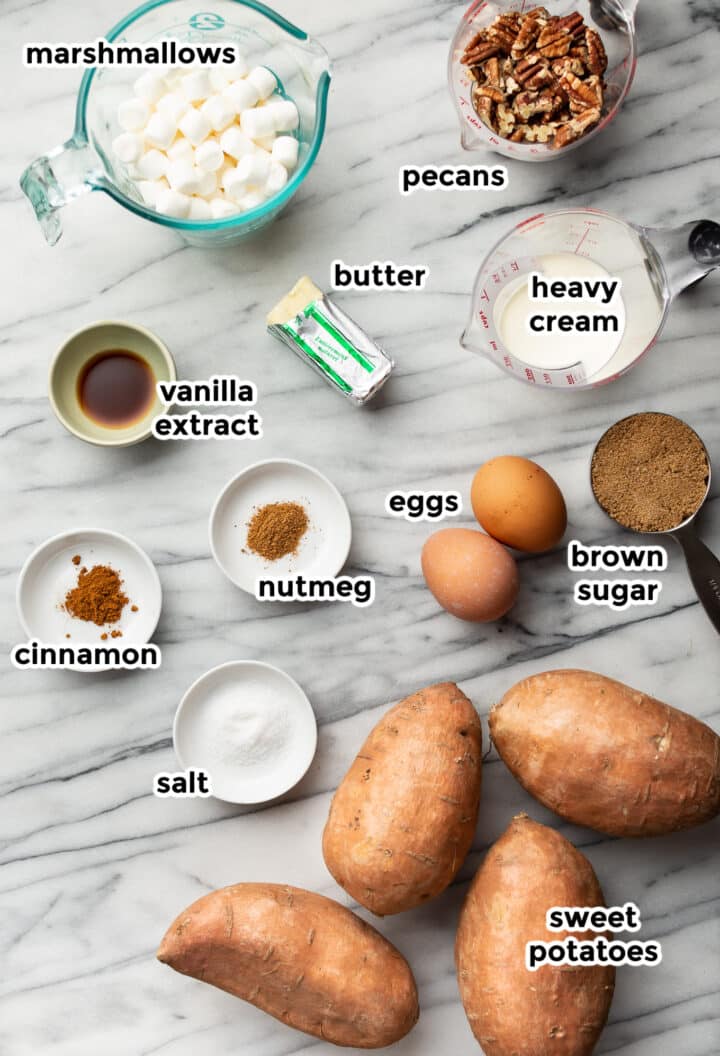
(246, 501, 309, 561)
(591, 412, 709, 533)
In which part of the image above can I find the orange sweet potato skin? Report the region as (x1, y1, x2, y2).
(157, 883, 418, 1048)
(490, 669, 720, 837)
(456, 815, 615, 1056)
(322, 682, 482, 915)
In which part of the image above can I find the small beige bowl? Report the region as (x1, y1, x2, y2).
(49, 320, 176, 446)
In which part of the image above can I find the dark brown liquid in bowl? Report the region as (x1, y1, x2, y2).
(78, 350, 156, 428)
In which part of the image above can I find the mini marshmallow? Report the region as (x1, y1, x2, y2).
(133, 72, 165, 105)
(240, 106, 276, 141)
(137, 178, 168, 207)
(265, 161, 289, 196)
(112, 132, 144, 164)
(157, 91, 189, 123)
(178, 107, 212, 146)
(271, 135, 299, 171)
(255, 135, 277, 152)
(194, 139, 225, 172)
(161, 66, 184, 87)
(167, 159, 203, 195)
(156, 187, 191, 218)
(269, 99, 299, 132)
(117, 97, 151, 132)
(210, 197, 240, 218)
(196, 169, 218, 197)
(224, 53, 249, 80)
(235, 149, 272, 187)
(180, 69, 212, 103)
(247, 66, 277, 100)
(217, 161, 235, 187)
(145, 112, 177, 150)
(200, 94, 236, 132)
(167, 137, 195, 162)
(219, 126, 256, 159)
(188, 196, 213, 220)
(222, 78, 260, 114)
(222, 166, 250, 201)
(137, 149, 168, 180)
(209, 67, 232, 92)
(241, 189, 268, 210)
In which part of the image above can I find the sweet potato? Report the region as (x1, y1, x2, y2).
(323, 682, 482, 915)
(490, 669, 720, 836)
(456, 815, 615, 1056)
(157, 883, 418, 1048)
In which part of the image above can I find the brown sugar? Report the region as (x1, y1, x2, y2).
(591, 412, 709, 532)
(246, 501, 309, 560)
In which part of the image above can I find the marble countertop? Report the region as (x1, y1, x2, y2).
(2, 0, 719, 1053)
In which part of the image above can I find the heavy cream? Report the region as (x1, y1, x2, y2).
(494, 251, 664, 382)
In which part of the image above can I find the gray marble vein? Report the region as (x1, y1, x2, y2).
(1, 0, 719, 1053)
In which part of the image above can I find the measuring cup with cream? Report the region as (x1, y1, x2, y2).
(462, 210, 720, 388)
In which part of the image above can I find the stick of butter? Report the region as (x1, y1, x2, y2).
(266, 277, 394, 405)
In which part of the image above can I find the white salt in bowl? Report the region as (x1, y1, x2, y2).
(173, 660, 317, 804)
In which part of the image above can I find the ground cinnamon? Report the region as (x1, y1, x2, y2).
(63, 562, 129, 625)
(246, 501, 309, 560)
(591, 412, 709, 532)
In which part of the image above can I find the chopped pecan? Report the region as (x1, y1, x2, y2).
(461, 30, 487, 63)
(496, 103, 516, 137)
(515, 52, 548, 83)
(585, 28, 608, 75)
(511, 11, 545, 59)
(560, 71, 603, 111)
(476, 85, 506, 103)
(463, 41, 502, 65)
(536, 19, 572, 58)
(523, 121, 559, 143)
(552, 55, 586, 78)
(554, 106, 601, 147)
(471, 86, 497, 130)
(514, 88, 560, 121)
(484, 56, 503, 88)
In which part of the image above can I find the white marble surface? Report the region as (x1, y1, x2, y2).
(2, 0, 720, 1053)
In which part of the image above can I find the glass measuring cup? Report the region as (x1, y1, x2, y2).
(20, 0, 331, 247)
(592, 413, 720, 634)
(448, 0, 639, 160)
(461, 209, 720, 388)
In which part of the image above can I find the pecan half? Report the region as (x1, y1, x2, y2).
(554, 106, 601, 147)
(511, 11, 545, 59)
(585, 28, 608, 76)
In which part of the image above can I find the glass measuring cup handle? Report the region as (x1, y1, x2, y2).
(590, 0, 639, 30)
(671, 523, 720, 635)
(640, 219, 720, 301)
(20, 137, 100, 246)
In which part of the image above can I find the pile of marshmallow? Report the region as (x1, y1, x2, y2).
(112, 58, 300, 221)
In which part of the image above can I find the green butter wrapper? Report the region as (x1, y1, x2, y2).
(267, 279, 394, 405)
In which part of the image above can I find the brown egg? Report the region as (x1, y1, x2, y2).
(471, 456, 567, 553)
(421, 528, 519, 623)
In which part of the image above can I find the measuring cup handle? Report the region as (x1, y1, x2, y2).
(591, 0, 638, 28)
(672, 524, 720, 635)
(20, 137, 98, 246)
(642, 219, 720, 300)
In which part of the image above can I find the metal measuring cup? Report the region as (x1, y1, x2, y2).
(591, 413, 720, 633)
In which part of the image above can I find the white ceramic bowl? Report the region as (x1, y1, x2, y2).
(173, 661, 317, 804)
(17, 528, 162, 672)
(209, 459, 352, 593)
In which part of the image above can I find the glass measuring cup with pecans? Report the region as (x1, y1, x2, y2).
(448, 0, 639, 159)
